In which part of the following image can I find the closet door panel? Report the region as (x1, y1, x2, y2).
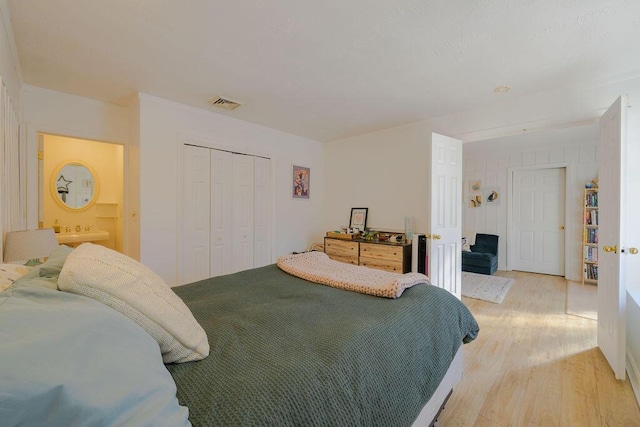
(254, 157, 271, 267)
(232, 155, 255, 273)
(211, 149, 234, 277)
(181, 145, 211, 284)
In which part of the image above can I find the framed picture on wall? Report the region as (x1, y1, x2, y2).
(349, 208, 368, 232)
(292, 165, 310, 199)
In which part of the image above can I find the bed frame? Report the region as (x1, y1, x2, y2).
(412, 346, 463, 426)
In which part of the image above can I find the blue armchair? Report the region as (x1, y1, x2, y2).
(462, 233, 499, 275)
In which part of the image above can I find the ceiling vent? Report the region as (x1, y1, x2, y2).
(208, 96, 243, 111)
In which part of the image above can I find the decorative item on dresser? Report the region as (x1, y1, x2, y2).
(582, 187, 599, 284)
(349, 207, 368, 232)
(324, 233, 412, 273)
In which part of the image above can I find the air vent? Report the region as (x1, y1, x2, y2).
(208, 96, 243, 111)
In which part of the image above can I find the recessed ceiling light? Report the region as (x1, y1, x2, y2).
(493, 85, 511, 94)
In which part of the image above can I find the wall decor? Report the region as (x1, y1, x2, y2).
(51, 161, 100, 211)
(468, 194, 482, 208)
(292, 165, 310, 199)
(485, 186, 501, 205)
(349, 208, 368, 232)
(469, 180, 482, 193)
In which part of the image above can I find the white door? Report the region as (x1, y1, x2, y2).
(232, 154, 255, 273)
(511, 168, 566, 275)
(254, 156, 272, 267)
(597, 95, 627, 380)
(210, 149, 234, 277)
(428, 133, 462, 299)
(181, 145, 211, 284)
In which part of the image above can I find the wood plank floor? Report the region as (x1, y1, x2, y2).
(438, 271, 640, 426)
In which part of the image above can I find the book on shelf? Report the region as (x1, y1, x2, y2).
(585, 191, 598, 207)
(585, 209, 598, 225)
(585, 228, 599, 244)
(583, 263, 598, 280)
(583, 246, 598, 262)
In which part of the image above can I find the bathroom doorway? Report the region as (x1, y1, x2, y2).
(39, 133, 124, 252)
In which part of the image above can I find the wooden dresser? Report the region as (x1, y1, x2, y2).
(324, 237, 412, 273)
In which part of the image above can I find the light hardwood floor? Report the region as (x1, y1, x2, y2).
(438, 271, 640, 426)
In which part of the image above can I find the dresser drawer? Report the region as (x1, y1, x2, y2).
(360, 242, 411, 273)
(324, 238, 359, 263)
(359, 242, 403, 261)
(329, 254, 359, 266)
(359, 257, 403, 273)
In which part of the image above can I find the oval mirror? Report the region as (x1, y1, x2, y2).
(51, 161, 100, 211)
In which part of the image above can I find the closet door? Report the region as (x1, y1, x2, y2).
(232, 154, 255, 273)
(181, 145, 211, 284)
(254, 157, 271, 267)
(210, 149, 234, 277)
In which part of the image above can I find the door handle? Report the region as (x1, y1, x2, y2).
(629, 247, 638, 255)
(425, 234, 431, 239)
(559, 225, 565, 230)
(433, 234, 441, 240)
(603, 245, 617, 254)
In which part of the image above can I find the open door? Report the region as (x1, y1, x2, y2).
(427, 133, 462, 299)
(597, 95, 627, 380)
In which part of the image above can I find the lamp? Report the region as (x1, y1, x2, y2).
(3, 228, 59, 266)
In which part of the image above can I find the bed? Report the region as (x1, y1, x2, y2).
(0, 244, 479, 426)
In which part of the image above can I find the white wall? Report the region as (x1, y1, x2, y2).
(324, 121, 431, 234)
(138, 94, 325, 286)
(20, 85, 132, 249)
(462, 125, 598, 280)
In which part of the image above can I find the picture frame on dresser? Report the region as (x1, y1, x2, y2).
(349, 208, 368, 232)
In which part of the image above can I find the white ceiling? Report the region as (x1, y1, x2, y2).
(6, 0, 640, 142)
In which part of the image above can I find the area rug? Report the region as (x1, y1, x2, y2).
(462, 272, 514, 304)
(566, 281, 597, 320)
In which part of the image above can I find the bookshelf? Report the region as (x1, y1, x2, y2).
(582, 188, 598, 284)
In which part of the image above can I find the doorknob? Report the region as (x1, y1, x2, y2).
(603, 245, 617, 254)
(629, 247, 638, 255)
(559, 225, 565, 230)
(425, 234, 431, 239)
(433, 234, 441, 240)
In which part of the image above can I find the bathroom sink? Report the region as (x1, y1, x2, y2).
(56, 230, 110, 244)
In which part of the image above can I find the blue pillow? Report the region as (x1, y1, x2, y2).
(0, 282, 190, 427)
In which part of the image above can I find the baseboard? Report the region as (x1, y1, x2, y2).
(627, 350, 640, 407)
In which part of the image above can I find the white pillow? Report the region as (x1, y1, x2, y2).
(58, 243, 209, 363)
(0, 264, 33, 291)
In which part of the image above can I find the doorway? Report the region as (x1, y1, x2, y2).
(39, 133, 124, 252)
(510, 166, 566, 276)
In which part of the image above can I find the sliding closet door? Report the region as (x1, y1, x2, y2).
(254, 156, 271, 267)
(181, 146, 271, 283)
(210, 149, 234, 277)
(232, 154, 255, 273)
(181, 145, 211, 284)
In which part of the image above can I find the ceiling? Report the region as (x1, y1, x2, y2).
(6, 0, 640, 142)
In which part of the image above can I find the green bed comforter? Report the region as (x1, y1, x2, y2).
(167, 265, 479, 426)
